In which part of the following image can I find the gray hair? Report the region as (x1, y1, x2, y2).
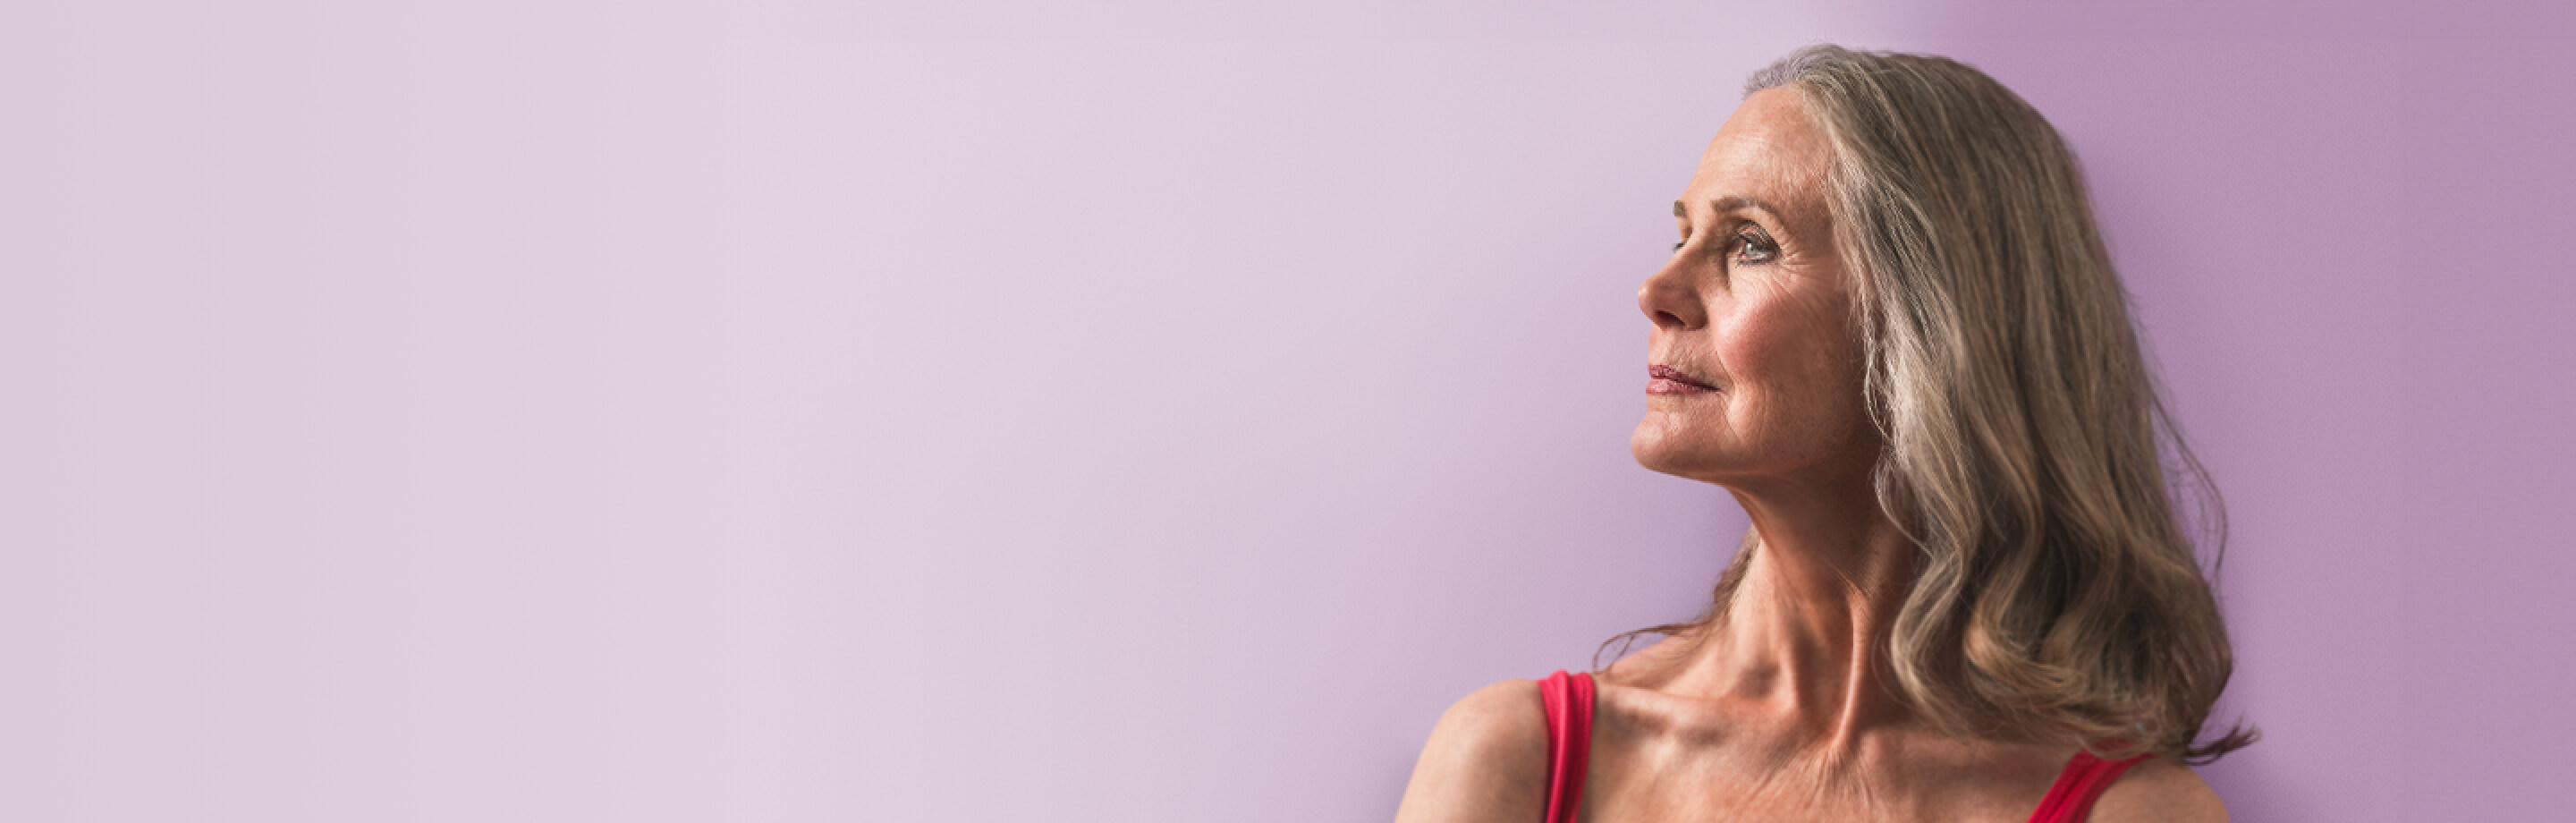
(1624, 45, 2254, 762)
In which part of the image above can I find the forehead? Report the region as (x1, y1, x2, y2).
(1682, 88, 1833, 219)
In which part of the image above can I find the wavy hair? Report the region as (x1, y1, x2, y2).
(1601, 45, 2254, 763)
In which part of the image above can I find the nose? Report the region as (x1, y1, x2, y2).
(1638, 255, 1706, 330)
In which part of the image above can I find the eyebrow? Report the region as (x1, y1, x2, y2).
(1697, 195, 1787, 222)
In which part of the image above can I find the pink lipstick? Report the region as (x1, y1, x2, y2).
(1648, 364, 1720, 395)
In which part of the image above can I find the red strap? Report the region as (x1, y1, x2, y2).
(2027, 750, 2151, 823)
(1538, 671, 1595, 823)
(1540, 675, 2140, 823)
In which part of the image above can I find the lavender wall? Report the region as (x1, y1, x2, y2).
(4, 2, 2567, 820)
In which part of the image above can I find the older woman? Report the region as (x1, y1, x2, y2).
(1394, 46, 2252, 823)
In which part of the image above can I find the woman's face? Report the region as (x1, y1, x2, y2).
(1631, 89, 1879, 491)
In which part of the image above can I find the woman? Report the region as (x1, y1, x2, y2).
(1394, 46, 2252, 822)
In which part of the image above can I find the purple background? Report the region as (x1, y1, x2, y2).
(4, 1, 2570, 820)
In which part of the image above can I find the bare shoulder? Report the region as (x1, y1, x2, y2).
(2088, 757, 2228, 823)
(1392, 679, 1550, 823)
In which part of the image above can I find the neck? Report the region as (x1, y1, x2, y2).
(1666, 472, 1920, 752)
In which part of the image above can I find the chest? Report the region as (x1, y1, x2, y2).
(1574, 729, 2062, 822)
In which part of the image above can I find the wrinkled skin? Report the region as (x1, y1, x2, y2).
(1392, 89, 2227, 823)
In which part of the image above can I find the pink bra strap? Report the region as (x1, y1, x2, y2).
(1538, 670, 1595, 823)
(2027, 750, 2151, 823)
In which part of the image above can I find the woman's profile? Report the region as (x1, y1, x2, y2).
(1394, 45, 2253, 822)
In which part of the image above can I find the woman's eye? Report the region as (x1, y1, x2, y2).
(1731, 233, 1779, 264)
(1677, 231, 1777, 261)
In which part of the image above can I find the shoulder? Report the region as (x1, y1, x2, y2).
(1392, 679, 1551, 823)
(2087, 757, 2228, 823)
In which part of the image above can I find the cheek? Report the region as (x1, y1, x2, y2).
(1716, 307, 1864, 442)
(1631, 290, 1870, 479)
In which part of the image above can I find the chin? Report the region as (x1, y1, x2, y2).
(1630, 418, 1714, 480)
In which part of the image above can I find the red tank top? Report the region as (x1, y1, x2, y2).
(1536, 670, 2150, 823)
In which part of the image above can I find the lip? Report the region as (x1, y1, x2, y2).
(1648, 364, 1720, 395)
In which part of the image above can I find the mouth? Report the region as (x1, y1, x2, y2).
(1648, 364, 1720, 395)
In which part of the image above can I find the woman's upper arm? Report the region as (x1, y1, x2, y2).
(1392, 679, 1550, 823)
(2088, 757, 2228, 823)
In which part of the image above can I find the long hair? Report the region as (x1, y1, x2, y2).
(1602, 45, 2254, 763)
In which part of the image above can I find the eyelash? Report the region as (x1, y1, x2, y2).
(1674, 230, 1780, 264)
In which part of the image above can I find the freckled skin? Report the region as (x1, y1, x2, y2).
(1631, 88, 1877, 497)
